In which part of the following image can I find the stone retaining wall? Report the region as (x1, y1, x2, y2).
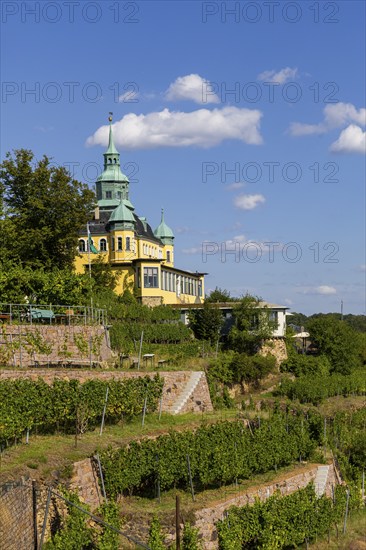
(194, 462, 338, 548)
(0, 325, 112, 368)
(0, 369, 213, 413)
(259, 337, 288, 366)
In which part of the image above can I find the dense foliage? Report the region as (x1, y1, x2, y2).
(44, 493, 121, 550)
(307, 316, 364, 373)
(0, 149, 95, 270)
(217, 483, 362, 549)
(275, 370, 365, 404)
(188, 302, 224, 342)
(0, 376, 163, 446)
(207, 352, 276, 408)
(100, 414, 321, 498)
(227, 295, 277, 354)
(0, 263, 93, 305)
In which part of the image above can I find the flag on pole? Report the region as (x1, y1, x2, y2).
(87, 223, 98, 254)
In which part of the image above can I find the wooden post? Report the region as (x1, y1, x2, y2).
(32, 480, 38, 550)
(142, 395, 147, 426)
(186, 454, 195, 501)
(343, 488, 350, 534)
(39, 486, 52, 549)
(176, 494, 181, 550)
(137, 331, 143, 370)
(100, 387, 109, 436)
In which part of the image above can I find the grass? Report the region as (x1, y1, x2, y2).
(305, 508, 366, 549)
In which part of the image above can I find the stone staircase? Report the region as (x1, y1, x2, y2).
(314, 465, 330, 497)
(169, 371, 203, 414)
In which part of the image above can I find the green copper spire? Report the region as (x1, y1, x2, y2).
(96, 113, 130, 209)
(154, 208, 174, 242)
(106, 114, 119, 156)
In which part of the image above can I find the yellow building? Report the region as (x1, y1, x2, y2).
(75, 117, 205, 306)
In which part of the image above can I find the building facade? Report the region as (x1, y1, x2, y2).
(75, 118, 205, 306)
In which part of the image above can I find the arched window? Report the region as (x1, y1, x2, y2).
(100, 238, 107, 252)
(79, 239, 86, 252)
(126, 237, 131, 251)
(117, 237, 123, 251)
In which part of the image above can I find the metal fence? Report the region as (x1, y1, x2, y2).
(0, 303, 107, 326)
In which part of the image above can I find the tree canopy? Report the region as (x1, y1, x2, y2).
(0, 149, 95, 270)
(228, 294, 277, 355)
(307, 316, 363, 374)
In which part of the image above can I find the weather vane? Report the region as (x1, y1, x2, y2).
(108, 112, 113, 122)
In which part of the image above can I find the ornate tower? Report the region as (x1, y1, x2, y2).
(95, 114, 131, 210)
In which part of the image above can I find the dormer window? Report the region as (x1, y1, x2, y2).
(167, 251, 171, 262)
(106, 191, 112, 199)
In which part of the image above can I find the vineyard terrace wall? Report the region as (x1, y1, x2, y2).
(194, 462, 339, 549)
(0, 369, 213, 414)
(0, 325, 112, 367)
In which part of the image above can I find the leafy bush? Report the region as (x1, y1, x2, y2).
(275, 370, 365, 404)
(281, 354, 331, 377)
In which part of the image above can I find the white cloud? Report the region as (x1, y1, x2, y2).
(118, 90, 139, 102)
(324, 103, 366, 127)
(234, 193, 265, 210)
(165, 74, 220, 104)
(289, 102, 366, 137)
(258, 67, 298, 84)
(330, 124, 366, 154)
(226, 182, 245, 191)
(303, 285, 337, 295)
(86, 107, 263, 150)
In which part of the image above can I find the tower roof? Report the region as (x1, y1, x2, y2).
(109, 199, 135, 224)
(96, 115, 129, 184)
(154, 209, 174, 239)
(105, 122, 119, 155)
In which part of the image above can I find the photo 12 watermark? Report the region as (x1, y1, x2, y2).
(1, 81, 140, 104)
(201, 2, 340, 24)
(1, 1, 140, 24)
(48, 160, 139, 184)
(201, 241, 340, 264)
(202, 161, 340, 184)
(201, 80, 340, 104)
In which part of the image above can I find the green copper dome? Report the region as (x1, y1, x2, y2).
(154, 209, 174, 239)
(109, 200, 135, 223)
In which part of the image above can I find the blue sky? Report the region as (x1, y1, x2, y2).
(1, 0, 365, 314)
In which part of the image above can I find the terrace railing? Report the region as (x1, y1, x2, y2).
(0, 303, 107, 326)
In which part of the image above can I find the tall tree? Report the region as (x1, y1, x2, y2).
(307, 316, 362, 373)
(228, 294, 277, 355)
(0, 149, 95, 270)
(188, 302, 224, 342)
